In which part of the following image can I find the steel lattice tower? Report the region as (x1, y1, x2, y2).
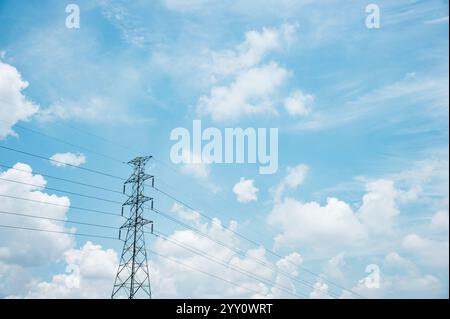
(112, 156, 154, 299)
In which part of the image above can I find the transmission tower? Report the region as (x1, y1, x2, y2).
(112, 156, 154, 299)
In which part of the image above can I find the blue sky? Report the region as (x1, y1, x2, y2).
(0, 0, 448, 298)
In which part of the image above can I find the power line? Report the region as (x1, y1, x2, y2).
(0, 177, 123, 204)
(0, 193, 122, 217)
(0, 120, 125, 164)
(147, 158, 363, 298)
(0, 163, 124, 195)
(1, 124, 363, 298)
(151, 185, 365, 299)
(0, 210, 118, 230)
(0, 220, 278, 297)
(0, 220, 306, 298)
(149, 207, 339, 298)
(0, 145, 125, 181)
(154, 185, 282, 249)
(150, 229, 309, 299)
(146, 248, 264, 297)
(0, 223, 117, 240)
(57, 121, 136, 153)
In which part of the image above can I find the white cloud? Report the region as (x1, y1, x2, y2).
(38, 97, 109, 122)
(99, 2, 150, 48)
(177, 150, 221, 193)
(197, 24, 297, 122)
(324, 252, 346, 281)
(198, 62, 288, 122)
(170, 203, 202, 227)
(282, 164, 309, 189)
(402, 234, 449, 268)
(381, 252, 443, 297)
(274, 164, 309, 201)
(0, 262, 32, 298)
(233, 177, 258, 203)
(430, 211, 449, 233)
(269, 164, 374, 252)
(0, 163, 74, 297)
(349, 255, 438, 299)
(50, 152, 86, 168)
(390, 156, 448, 202)
(179, 149, 210, 180)
(335, 252, 444, 298)
(0, 61, 39, 139)
(383, 252, 417, 274)
(309, 280, 332, 299)
(205, 23, 296, 80)
(392, 273, 441, 295)
(268, 197, 368, 252)
(267, 252, 303, 299)
(284, 90, 313, 116)
(163, 0, 216, 12)
(0, 163, 74, 266)
(424, 16, 449, 24)
(294, 73, 449, 131)
(24, 241, 118, 298)
(359, 179, 400, 235)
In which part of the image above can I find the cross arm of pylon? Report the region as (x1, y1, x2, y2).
(124, 173, 154, 185)
(122, 195, 153, 207)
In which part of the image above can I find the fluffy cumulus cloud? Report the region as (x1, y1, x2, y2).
(0, 161, 446, 299)
(267, 162, 447, 257)
(49, 152, 86, 167)
(0, 163, 74, 265)
(0, 163, 74, 297)
(0, 61, 39, 139)
(0, 167, 309, 298)
(233, 177, 258, 203)
(268, 197, 368, 251)
(0, 163, 119, 299)
(25, 242, 118, 298)
(358, 179, 401, 235)
(198, 62, 288, 122)
(267, 159, 449, 298)
(197, 24, 309, 122)
(269, 163, 367, 251)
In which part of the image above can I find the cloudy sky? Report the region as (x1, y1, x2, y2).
(0, 0, 448, 298)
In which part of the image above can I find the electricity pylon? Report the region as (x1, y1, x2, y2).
(112, 156, 154, 299)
